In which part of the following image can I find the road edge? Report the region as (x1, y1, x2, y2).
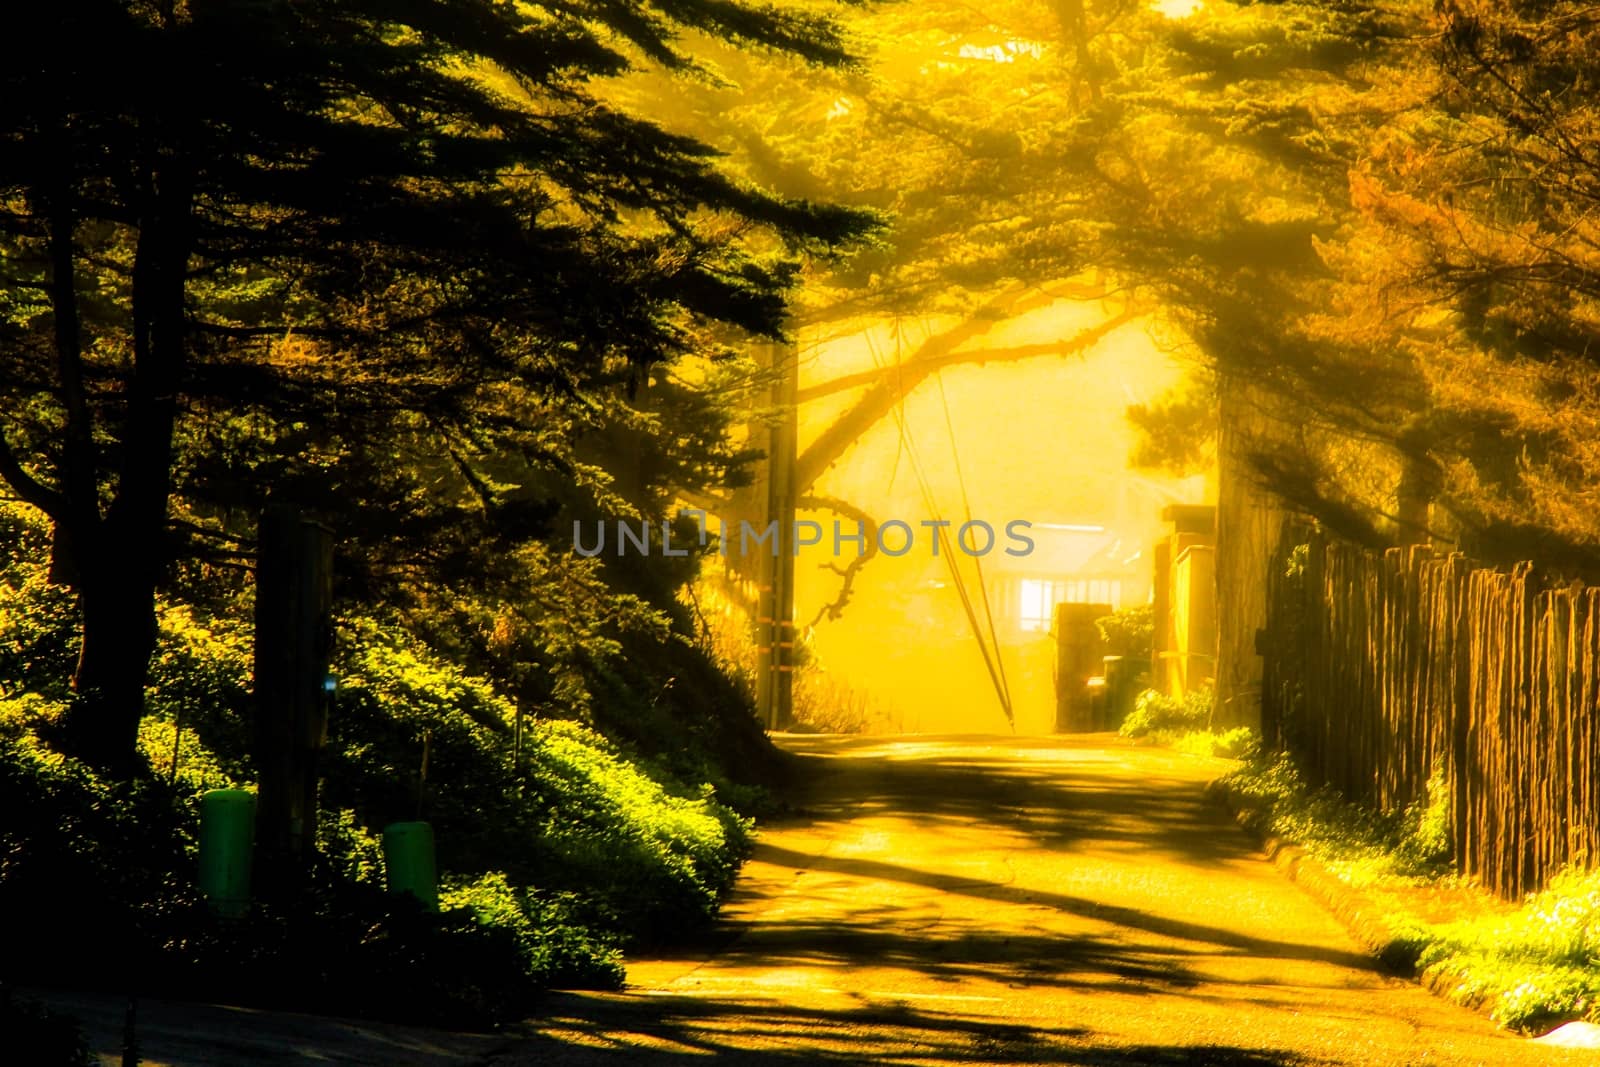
(1203, 779, 1419, 974)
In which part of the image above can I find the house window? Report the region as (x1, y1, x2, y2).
(1018, 578, 1058, 632)
(1015, 577, 1125, 632)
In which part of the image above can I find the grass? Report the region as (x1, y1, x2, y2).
(1219, 752, 1452, 886)
(1218, 750, 1600, 1033)
(1418, 868, 1600, 1031)
(1119, 686, 1258, 759)
(1168, 727, 1259, 759)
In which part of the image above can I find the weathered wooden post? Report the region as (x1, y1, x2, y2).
(754, 340, 798, 731)
(770, 343, 799, 731)
(252, 505, 334, 891)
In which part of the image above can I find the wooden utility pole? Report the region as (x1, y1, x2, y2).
(253, 505, 334, 889)
(756, 342, 799, 730)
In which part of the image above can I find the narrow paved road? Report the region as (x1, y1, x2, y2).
(490, 734, 1591, 1067)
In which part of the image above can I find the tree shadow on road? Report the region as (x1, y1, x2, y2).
(746, 840, 1377, 974)
(495, 990, 1327, 1066)
(734, 738, 1377, 975)
(512, 738, 1373, 1066)
(772, 735, 1263, 870)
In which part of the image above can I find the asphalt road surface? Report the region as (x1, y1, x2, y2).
(487, 734, 1592, 1067)
(51, 733, 1596, 1065)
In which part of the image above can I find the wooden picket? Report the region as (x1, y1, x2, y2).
(1261, 526, 1600, 899)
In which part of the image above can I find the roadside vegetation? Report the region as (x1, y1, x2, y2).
(0, 0, 874, 1043)
(1117, 686, 1257, 760)
(791, 667, 899, 735)
(0, 495, 761, 1029)
(1217, 751, 1600, 1033)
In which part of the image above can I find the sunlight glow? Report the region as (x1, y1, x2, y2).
(1152, 0, 1204, 18)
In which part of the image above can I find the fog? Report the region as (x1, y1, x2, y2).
(792, 303, 1209, 733)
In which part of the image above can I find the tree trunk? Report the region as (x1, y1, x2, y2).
(1394, 442, 1439, 547)
(64, 561, 161, 777)
(55, 151, 191, 777)
(1213, 376, 1280, 732)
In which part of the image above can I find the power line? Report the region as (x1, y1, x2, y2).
(933, 366, 1014, 728)
(874, 328, 1013, 729)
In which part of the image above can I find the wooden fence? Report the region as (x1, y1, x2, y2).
(1261, 525, 1600, 899)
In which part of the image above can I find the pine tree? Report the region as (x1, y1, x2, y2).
(0, 0, 874, 774)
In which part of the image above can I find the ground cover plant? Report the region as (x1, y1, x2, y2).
(1118, 686, 1257, 759)
(0, 501, 759, 1026)
(1217, 750, 1600, 1033)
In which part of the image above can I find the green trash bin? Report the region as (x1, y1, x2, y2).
(383, 821, 438, 912)
(198, 789, 255, 918)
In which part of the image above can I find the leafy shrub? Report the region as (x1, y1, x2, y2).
(317, 807, 386, 887)
(0, 501, 758, 1019)
(324, 618, 751, 939)
(165, 876, 545, 1027)
(1202, 753, 1600, 1027)
(1397, 770, 1453, 872)
(1095, 604, 1154, 659)
(0, 702, 198, 983)
(1418, 867, 1600, 1030)
(0, 504, 77, 700)
(1119, 686, 1212, 738)
(0, 713, 602, 1027)
(522, 719, 753, 937)
(138, 715, 242, 793)
(442, 872, 624, 989)
(582, 620, 786, 799)
(144, 604, 257, 782)
(1171, 726, 1259, 760)
(1218, 751, 1452, 882)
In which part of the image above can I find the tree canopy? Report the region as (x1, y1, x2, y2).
(0, 0, 875, 773)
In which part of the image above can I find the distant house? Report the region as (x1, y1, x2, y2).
(988, 523, 1146, 635)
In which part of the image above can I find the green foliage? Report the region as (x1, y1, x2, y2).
(521, 718, 753, 937)
(316, 807, 386, 888)
(144, 604, 257, 778)
(0, 0, 878, 776)
(0, 707, 614, 1027)
(1398, 771, 1454, 873)
(1218, 751, 1453, 883)
(573, 614, 782, 798)
(318, 615, 753, 939)
(0, 502, 77, 700)
(1201, 751, 1600, 1030)
(1127, 376, 1218, 477)
(0, 548, 755, 1018)
(1418, 867, 1600, 1031)
(1094, 604, 1155, 660)
(169, 879, 547, 1027)
(1171, 726, 1259, 760)
(442, 872, 624, 990)
(138, 716, 242, 793)
(1120, 686, 1213, 739)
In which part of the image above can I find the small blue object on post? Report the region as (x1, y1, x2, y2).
(198, 788, 255, 918)
(382, 821, 439, 912)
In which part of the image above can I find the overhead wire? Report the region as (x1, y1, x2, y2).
(865, 323, 1014, 730)
(932, 363, 1014, 728)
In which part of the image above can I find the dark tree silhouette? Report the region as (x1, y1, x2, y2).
(0, 0, 874, 775)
